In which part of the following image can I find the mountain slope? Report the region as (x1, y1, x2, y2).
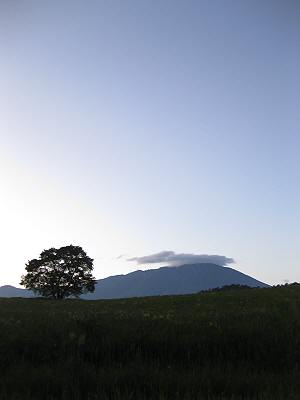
(0, 264, 269, 299)
(0, 285, 35, 298)
(83, 263, 268, 299)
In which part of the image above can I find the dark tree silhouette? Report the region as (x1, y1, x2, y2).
(20, 245, 96, 299)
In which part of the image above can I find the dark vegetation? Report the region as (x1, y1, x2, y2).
(20, 245, 96, 299)
(1, 284, 300, 399)
(203, 284, 256, 292)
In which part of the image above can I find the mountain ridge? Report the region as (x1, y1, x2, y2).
(83, 263, 268, 299)
(0, 263, 269, 299)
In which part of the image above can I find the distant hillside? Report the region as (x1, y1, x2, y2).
(0, 285, 35, 298)
(0, 263, 268, 299)
(83, 263, 268, 299)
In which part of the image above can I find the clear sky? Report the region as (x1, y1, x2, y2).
(0, 0, 299, 287)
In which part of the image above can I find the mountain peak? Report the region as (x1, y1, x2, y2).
(83, 263, 268, 299)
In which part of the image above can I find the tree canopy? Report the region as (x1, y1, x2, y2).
(20, 245, 96, 299)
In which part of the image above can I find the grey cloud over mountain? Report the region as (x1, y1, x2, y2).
(128, 251, 234, 267)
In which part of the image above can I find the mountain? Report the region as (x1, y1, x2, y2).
(0, 264, 269, 299)
(0, 285, 35, 298)
(83, 263, 268, 299)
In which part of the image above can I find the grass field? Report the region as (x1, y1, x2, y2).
(1, 285, 300, 399)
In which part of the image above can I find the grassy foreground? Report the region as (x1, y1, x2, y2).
(1, 285, 300, 399)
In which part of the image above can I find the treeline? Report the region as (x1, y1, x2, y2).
(0, 285, 300, 399)
(202, 283, 257, 292)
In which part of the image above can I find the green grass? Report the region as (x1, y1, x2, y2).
(1, 285, 300, 399)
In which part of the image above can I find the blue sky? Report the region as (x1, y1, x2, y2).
(0, 0, 299, 286)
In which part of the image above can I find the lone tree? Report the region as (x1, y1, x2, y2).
(20, 245, 96, 299)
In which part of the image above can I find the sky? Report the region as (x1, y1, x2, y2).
(0, 0, 299, 287)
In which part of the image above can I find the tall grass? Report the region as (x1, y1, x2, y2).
(1, 285, 300, 399)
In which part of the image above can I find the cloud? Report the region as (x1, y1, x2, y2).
(127, 251, 234, 267)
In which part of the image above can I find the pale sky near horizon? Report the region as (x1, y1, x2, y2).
(0, 0, 299, 287)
